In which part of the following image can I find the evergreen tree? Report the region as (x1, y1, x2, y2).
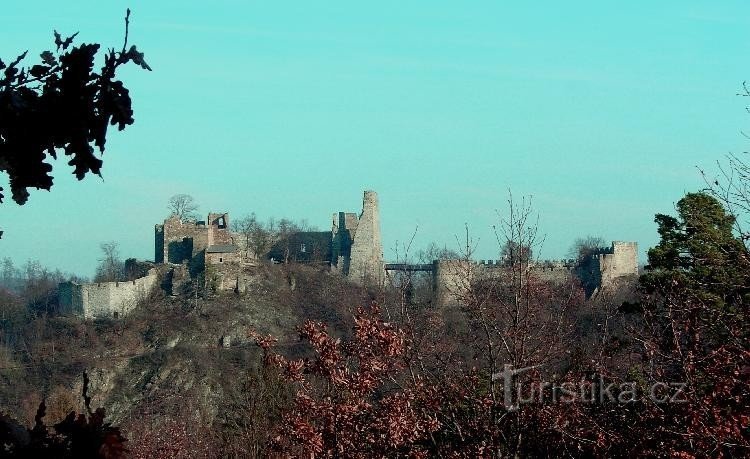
(633, 192, 749, 455)
(642, 192, 749, 311)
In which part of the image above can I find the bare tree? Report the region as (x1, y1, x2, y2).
(499, 240, 533, 267)
(416, 242, 460, 264)
(385, 226, 420, 318)
(274, 218, 302, 264)
(700, 152, 750, 248)
(1, 258, 19, 290)
(494, 192, 542, 270)
(567, 235, 606, 262)
(698, 83, 750, 248)
(167, 194, 199, 222)
(232, 213, 275, 259)
(95, 241, 123, 282)
(232, 214, 257, 259)
(439, 192, 583, 453)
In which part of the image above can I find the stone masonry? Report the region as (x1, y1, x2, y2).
(58, 190, 637, 318)
(429, 241, 639, 306)
(59, 269, 158, 319)
(155, 211, 246, 293)
(155, 212, 234, 267)
(338, 191, 384, 286)
(152, 191, 387, 294)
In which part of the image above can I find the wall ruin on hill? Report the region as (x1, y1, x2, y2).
(152, 191, 635, 299)
(430, 242, 639, 306)
(58, 269, 158, 319)
(65, 190, 636, 314)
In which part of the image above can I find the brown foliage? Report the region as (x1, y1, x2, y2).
(251, 304, 442, 457)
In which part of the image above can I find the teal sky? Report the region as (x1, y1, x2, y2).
(1, 1, 749, 277)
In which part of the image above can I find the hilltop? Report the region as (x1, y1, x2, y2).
(0, 261, 378, 453)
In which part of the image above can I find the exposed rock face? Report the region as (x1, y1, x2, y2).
(347, 191, 384, 286)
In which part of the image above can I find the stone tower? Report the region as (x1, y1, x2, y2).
(597, 241, 639, 287)
(433, 259, 474, 306)
(575, 241, 639, 296)
(348, 190, 384, 285)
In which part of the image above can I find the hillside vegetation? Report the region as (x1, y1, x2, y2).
(0, 192, 747, 457)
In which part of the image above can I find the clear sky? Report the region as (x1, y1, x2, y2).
(1, 1, 748, 277)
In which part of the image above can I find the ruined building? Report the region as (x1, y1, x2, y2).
(58, 270, 158, 319)
(428, 241, 639, 306)
(155, 212, 238, 267)
(330, 190, 384, 285)
(154, 190, 385, 294)
(155, 212, 248, 293)
(580, 241, 639, 292)
(59, 189, 637, 318)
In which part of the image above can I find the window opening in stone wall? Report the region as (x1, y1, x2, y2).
(219, 257, 223, 263)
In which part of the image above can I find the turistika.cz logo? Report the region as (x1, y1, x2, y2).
(492, 364, 687, 411)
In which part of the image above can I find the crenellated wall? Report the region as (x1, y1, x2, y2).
(429, 241, 638, 306)
(59, 269, 158, 319)
(597, 241, 638, 285)
(149, 193, 635, 302)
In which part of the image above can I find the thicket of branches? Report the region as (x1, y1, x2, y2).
(2, 187, 748, 457)
(247, 190, 749, 457)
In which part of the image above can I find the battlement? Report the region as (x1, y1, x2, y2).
(59, 269, 158, 319)
(476, 259, 577, 270)
(425, 241, 638, 306)
(150, 192, 636, 304)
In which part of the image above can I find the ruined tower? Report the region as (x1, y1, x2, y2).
(347, 190, 384, 285)
(432, 259, 474, 306)
(595, 241, 639, 287)
(330, 211, 359, 274)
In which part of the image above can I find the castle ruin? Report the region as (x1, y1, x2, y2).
(58, 268, 158, 319)
(428, 241, 639, 306)
(330, 190, 384, 285)
(59, 189, 638, 318)
(154, 190, 385, 293)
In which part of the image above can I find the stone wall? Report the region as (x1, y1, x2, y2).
(430, 241, 638, 306)
(205, 251, 241, 265)
(58, 282, 84, 316)
(153, 195, 388, 289)
(347, 191, 384, 285)
(59, 269, 158, 319)
(528, 264, 576, 284)
(207, 213, 234, 246)
(432, 259, 474, 306)
(155, 213, 235, 265)
(150, 196, 636, 302)
(155, 216, 209, 264)
(596, 241, 639, 287)
(331, 212, 358, 272)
